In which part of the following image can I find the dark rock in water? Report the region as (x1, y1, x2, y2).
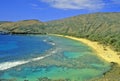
(0, 79, 8, 81)
(37, 77, 71, 81)
(0, 78, 17, 81)
(24, 80, 29, 81)
(38, 77, 51, 81)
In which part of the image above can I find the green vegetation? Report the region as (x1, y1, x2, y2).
(0, 20, 47, 34)
(0, 12, 120, 81)
(0, 12, 120, 51)
(90, 63, 120, 81)
(46, 12, 120, 52)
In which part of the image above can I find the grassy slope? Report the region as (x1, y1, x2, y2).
(0, 12, 120, 81)
(46, 12, 120, 51)
(0, 20, 47, 34)
(0, 13, 120, 51)
(46, 12, 120, 81)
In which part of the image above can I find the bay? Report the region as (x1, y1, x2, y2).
(0, 35, 111, 81)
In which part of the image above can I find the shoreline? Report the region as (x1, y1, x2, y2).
(51, 34, 120, 65)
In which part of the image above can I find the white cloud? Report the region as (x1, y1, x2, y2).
(41, 0, 105, 10)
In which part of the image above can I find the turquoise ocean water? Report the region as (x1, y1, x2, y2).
(0, 35, 111, 81)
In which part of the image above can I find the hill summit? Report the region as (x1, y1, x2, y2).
(0, 12, 120, 51)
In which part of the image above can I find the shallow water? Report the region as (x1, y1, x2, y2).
(0, 35, 111, 81)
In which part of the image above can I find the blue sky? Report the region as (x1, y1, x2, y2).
(0, 0, 120, 22)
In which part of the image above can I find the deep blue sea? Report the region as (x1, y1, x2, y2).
(0, 35, 52, 63)
(0, 35, 111, 81)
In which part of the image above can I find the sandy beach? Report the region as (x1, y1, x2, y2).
(52, 34, 120, 65)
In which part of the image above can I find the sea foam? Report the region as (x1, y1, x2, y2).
(0, 48, 59, 71)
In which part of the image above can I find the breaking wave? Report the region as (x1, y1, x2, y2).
(0, 48, 59, 71)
